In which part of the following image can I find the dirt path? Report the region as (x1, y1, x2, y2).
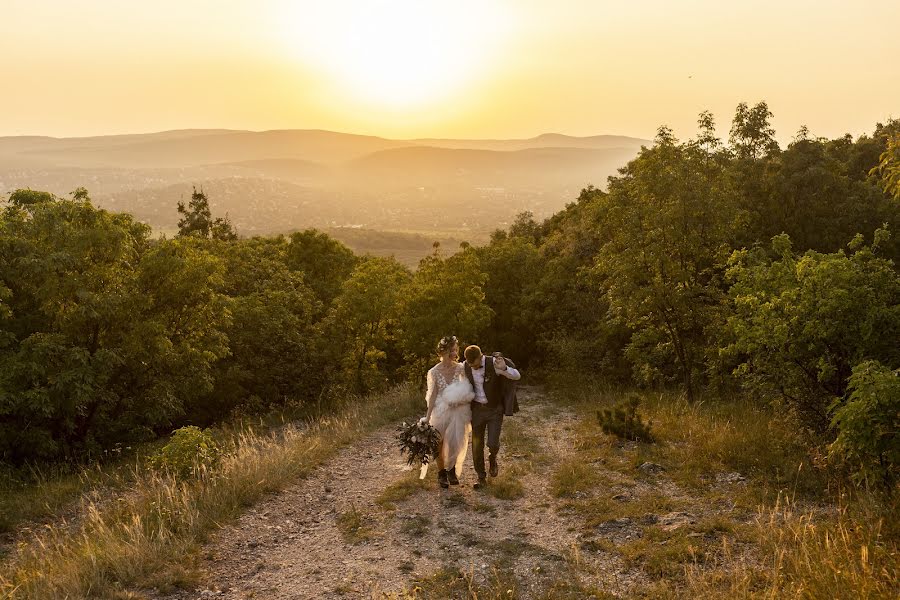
(151, 387, 729, 599)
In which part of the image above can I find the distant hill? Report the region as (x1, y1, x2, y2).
(412, 133, 646, 152)
(346, 145, 639, 189)
(0, 128, 649, 236)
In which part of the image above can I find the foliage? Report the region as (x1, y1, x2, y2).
(285, 229, 358, 307)
(474, 227, 542, 363)
(206, 237, 323, 417)
(396, 245, 491, 375)
(724, 230, 900, 431)
(149, 426, 221, 478)
(597, 394, 654, 442)
(328, 255, 411, 391)
(176, 187, 237, 241)
(871, 121, 900, 201)
(594, 124, 735, 398)
(729, 101, 779, 159)
(829, 360, 900, 491)
(0, 190, 229, 461)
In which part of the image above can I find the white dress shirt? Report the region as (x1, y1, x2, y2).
(471, 355, 521, 404)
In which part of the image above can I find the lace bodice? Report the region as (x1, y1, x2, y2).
(425, 362, 465, 409)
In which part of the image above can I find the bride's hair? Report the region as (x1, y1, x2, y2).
(436, 335, 458, 355)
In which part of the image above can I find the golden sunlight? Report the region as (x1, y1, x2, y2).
(279, 0, 512, 109)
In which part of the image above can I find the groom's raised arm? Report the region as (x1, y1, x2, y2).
(495, 357, 521, 381)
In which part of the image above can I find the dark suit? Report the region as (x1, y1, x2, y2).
(464, 355, 519, 479)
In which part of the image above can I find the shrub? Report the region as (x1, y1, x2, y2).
(150, 426, 221, 478)
(724, 230, 900, 432)
(597, 394, 654, 442)
(829, 360, 900, 491)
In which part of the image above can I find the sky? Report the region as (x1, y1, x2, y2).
(1, 0, 898, 143)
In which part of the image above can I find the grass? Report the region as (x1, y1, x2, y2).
(477, 418, 545, 502)
(483, 473, 525, 501)
(400, 515, 431, 537)
(336, 504, 377, 544)
(0, 382, 422, 599)
(550, 459, 601, 498)
(384, 563, 521, 599)
(550, 380, 900, 598)
(682, 494, 900, 599)
(0, 448, 162, 537)
(376, 470, 433, 511)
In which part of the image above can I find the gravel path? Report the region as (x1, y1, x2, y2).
(152, 387, 669, 599)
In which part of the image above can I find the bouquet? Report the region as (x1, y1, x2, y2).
(396, 418, 441, 468)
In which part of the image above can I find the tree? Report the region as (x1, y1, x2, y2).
(177, 187, 237, 241)
(0, 190, 230, 461)
(200, 237, 323, 418)
(829, 360, 900, 491)
(328, 256, 411, 392)
(729, 101, 780, 159)
(396, 246, 491, 376)
(593, 125, 736, 399)
(875, 131, 900, 201)
(285, 229, 357, 307)
(724, 230, 900, 431)
(475, 231, 542, 365)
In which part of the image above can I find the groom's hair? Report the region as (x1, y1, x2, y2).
(464, 345, 482, 364)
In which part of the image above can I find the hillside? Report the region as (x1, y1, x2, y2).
(0, 128, 648, 237)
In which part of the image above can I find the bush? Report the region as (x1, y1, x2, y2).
(598, 394, 654, 442)
(150, 426, 221, 478)
(724, 230, 900, 432)
(829, 361, 900, 491)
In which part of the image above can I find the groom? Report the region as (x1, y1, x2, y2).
(463, 345, 521, 489)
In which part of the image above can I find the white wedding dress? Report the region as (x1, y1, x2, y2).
(421, 362, 474, 479)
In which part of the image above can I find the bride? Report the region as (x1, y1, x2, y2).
(421, 335, 474, 488)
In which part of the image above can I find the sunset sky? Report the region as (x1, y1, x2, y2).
(1, 0, 898, 143)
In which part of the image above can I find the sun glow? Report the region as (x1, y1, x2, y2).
(279, 0, 512, 109)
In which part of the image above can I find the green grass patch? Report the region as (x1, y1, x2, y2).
(502, 420, 543, 462)
(377, 471, 433, 510)
(396, 563, 521, 599)
(550, 459, 601, 498)
(484, 474, 525, 501)
(336, 504, 377, 544)
(400, 515, 431, 537)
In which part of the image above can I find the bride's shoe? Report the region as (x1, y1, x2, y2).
(438, 469, 449, 489)
(447, 467, 460, 485)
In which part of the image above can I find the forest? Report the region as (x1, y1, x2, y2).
(1, 102, 898, 496)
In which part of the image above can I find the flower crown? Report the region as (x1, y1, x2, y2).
(436, 335, 458, 354)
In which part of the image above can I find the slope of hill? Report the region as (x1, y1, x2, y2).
(0, 128, 649, 236)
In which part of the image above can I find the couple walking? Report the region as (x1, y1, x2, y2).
(421, 335, 521, 489)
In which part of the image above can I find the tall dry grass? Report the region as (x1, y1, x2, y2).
(684, 494, 899, 599)
(551, 380, 899, 598)
(0, 383, 420, 599)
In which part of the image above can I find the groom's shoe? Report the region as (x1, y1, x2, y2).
(447, 467, 460, 486)
(489, 454, 499, 478)
(473, 476, 487, 490)
(438, 469, 449, 489)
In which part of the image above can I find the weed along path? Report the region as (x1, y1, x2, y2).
(152, 386, 757, 599)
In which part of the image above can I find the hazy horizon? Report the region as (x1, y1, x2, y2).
(2, 0, 898, 144)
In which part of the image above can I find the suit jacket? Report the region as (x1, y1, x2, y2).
(464, 354, 520, 416)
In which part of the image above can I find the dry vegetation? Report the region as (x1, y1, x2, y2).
(0, 384, 421, 599)
(548, 382, 899, 599)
